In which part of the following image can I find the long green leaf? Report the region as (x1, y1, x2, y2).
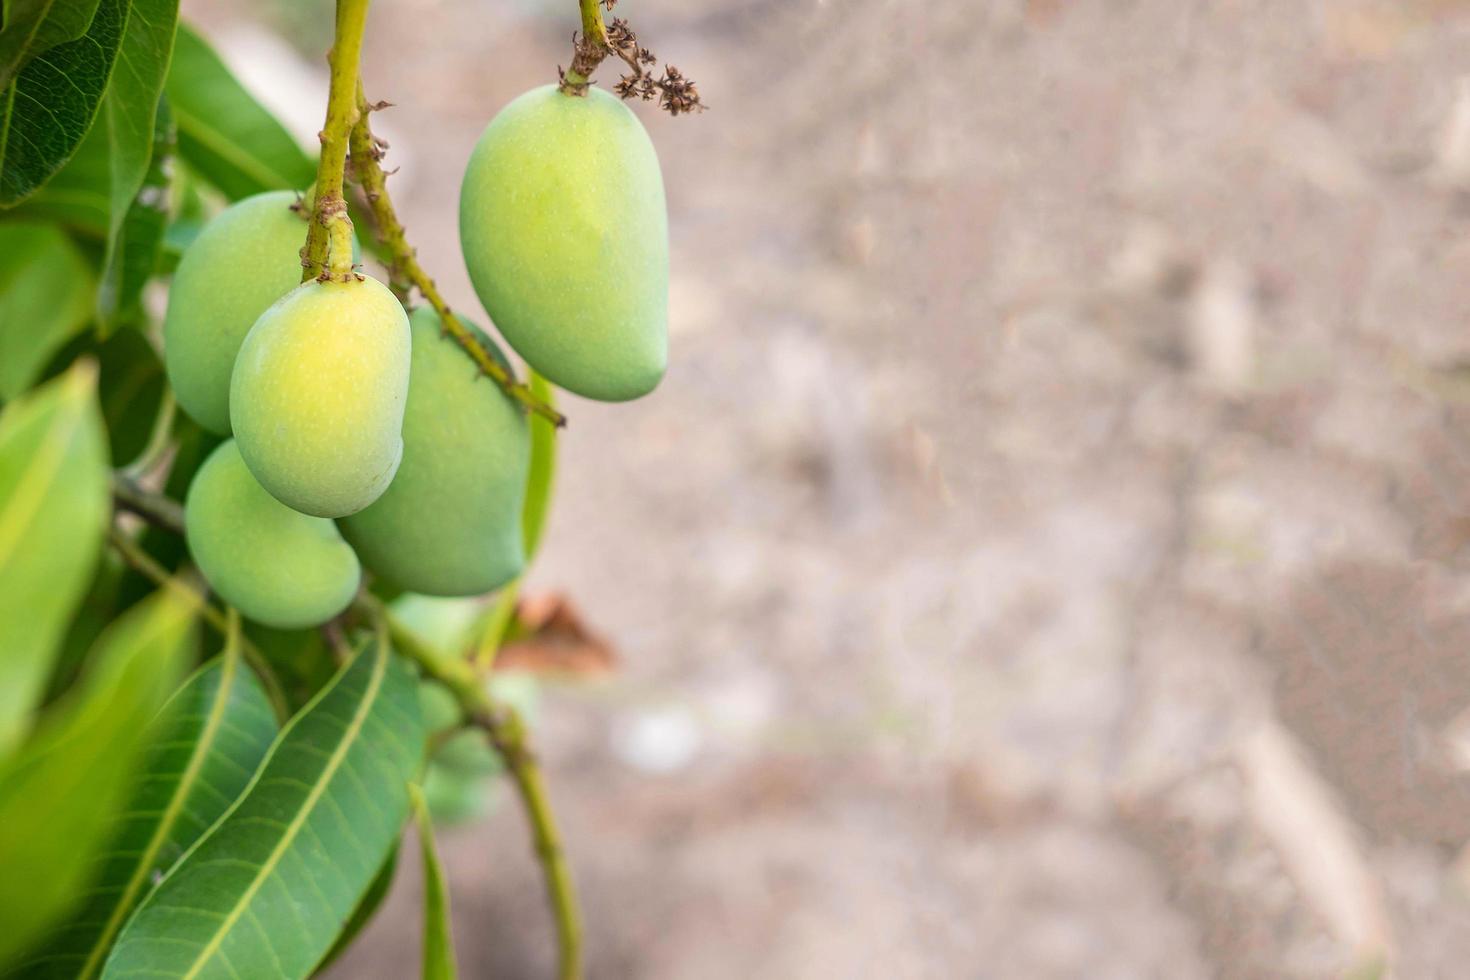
(98, 98, 174, 329)
(312, 845, 399, 977)
(26, 0, 178, 328)
(522, 369, 558, 561)
(0, 0, 127, 206)
(0, 587, 195, 970)
(0, 361, 109, 753)
(164, 23, 313, 201)
(410, 784, 458, 980)
(12, 617, 279, 979)
(0, 222, 95, 399)
(96, 325, 167, 469)
(0, 0, 103, 90)
(102, 632, 426, 980)
(92, 0, 178, 329)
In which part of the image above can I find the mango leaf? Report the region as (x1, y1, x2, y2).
(0, 0, 127, 206)
(410, 784, 458, 980)
(26, 0, 178, 328)
(523, 369, 558, 561)
(0, 222, 95, 399)
(312, 845, 399, 977)
(96, 323, 167, 467)
(165, 23, 313, 201)
(92, 0, 179, 328)
(11, 619, 278, 979)
(0, 587, 195, 970)
(102, 631, 426, 980)
(471, 371, 558, 660)
(0, 0, 104, 90)
(8, 122, 110, 236)
(0, 361, 109, 753)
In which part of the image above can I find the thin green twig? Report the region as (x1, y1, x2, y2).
(367, 596, 583, 980)
(111, 472, 185, 535)
(347, 90, 566, 428)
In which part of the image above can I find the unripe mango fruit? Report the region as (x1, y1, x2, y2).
(340, 308, 529, 596)
(185, 440, 360, 629)
(163, 191, 307, 435)
(459, 85, 668, 402)
(230, 275, 411, 518)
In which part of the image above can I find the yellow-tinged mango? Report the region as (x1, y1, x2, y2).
(459, 85, 667, 402)
(230, 275, 410, 518)
(163, 191, 307, 434)
(340, 308, 529, 596)
(185, 440, 360, 629)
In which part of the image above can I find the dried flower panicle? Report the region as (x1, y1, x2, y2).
(602, 17, 705, 117)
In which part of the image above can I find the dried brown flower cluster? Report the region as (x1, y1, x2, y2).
(558, 10, 704, 116)
(605, 17, 704, 116)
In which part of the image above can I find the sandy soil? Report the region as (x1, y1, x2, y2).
(193, 0, 1470, 975)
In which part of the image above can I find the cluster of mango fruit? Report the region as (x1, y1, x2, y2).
(166, 85, 667, 629)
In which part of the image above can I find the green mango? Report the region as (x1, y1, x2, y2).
(230, 274, 410, 518)
(459, 84, 668, 402)
(340, 307, 528, 596)
(184, 440, 361, 629)
(163, 191, 307, 434)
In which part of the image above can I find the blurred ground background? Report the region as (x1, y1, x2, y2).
(191, 0, 1470, 975)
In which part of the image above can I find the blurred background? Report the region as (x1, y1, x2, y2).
(189, 0, 1470, 975)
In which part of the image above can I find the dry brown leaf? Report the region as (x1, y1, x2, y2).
(494, 592, 618, 677)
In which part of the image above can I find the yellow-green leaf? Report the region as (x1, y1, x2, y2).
(522, 369, 558, 561)
(0, 361, 109, 753)
(0, 587, 195, 970)
(410, 783, 458, 980)
(11, 615, 278, 979)
(0, 223, 95, 399)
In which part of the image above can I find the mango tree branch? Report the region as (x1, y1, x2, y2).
(373, 598, 583, 980)
(112, 472, 185, 534)
(347, 91, 567, 428)
(301, 0, 372, 281)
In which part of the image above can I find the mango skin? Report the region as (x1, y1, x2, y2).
(230, 275, 410, 518)
(459, 85, 668, 402)
(340, 308, 529, 596)
(163, 191, 307, 435)
(185, 440, 361, 629)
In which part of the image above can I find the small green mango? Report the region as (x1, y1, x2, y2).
(163, 191, 307, 434)
(185, 440, 361, 629)
(230, 275, 410, 518)
(340, 308, 529, 596)
(459, 85, 668, 402)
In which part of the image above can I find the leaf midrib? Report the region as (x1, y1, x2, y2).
(177, 640, 389, 980)
(76, 643, 245, 980)
(0, 0, 62, 86)
(170, 102, 298, 193)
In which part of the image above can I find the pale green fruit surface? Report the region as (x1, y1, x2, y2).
(185, 440, 361, 629)
(459, 84, 668, 402)
(341, 308, 529, 596)
(163, 190, 306, 435)
(230, 275, 410, 518)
